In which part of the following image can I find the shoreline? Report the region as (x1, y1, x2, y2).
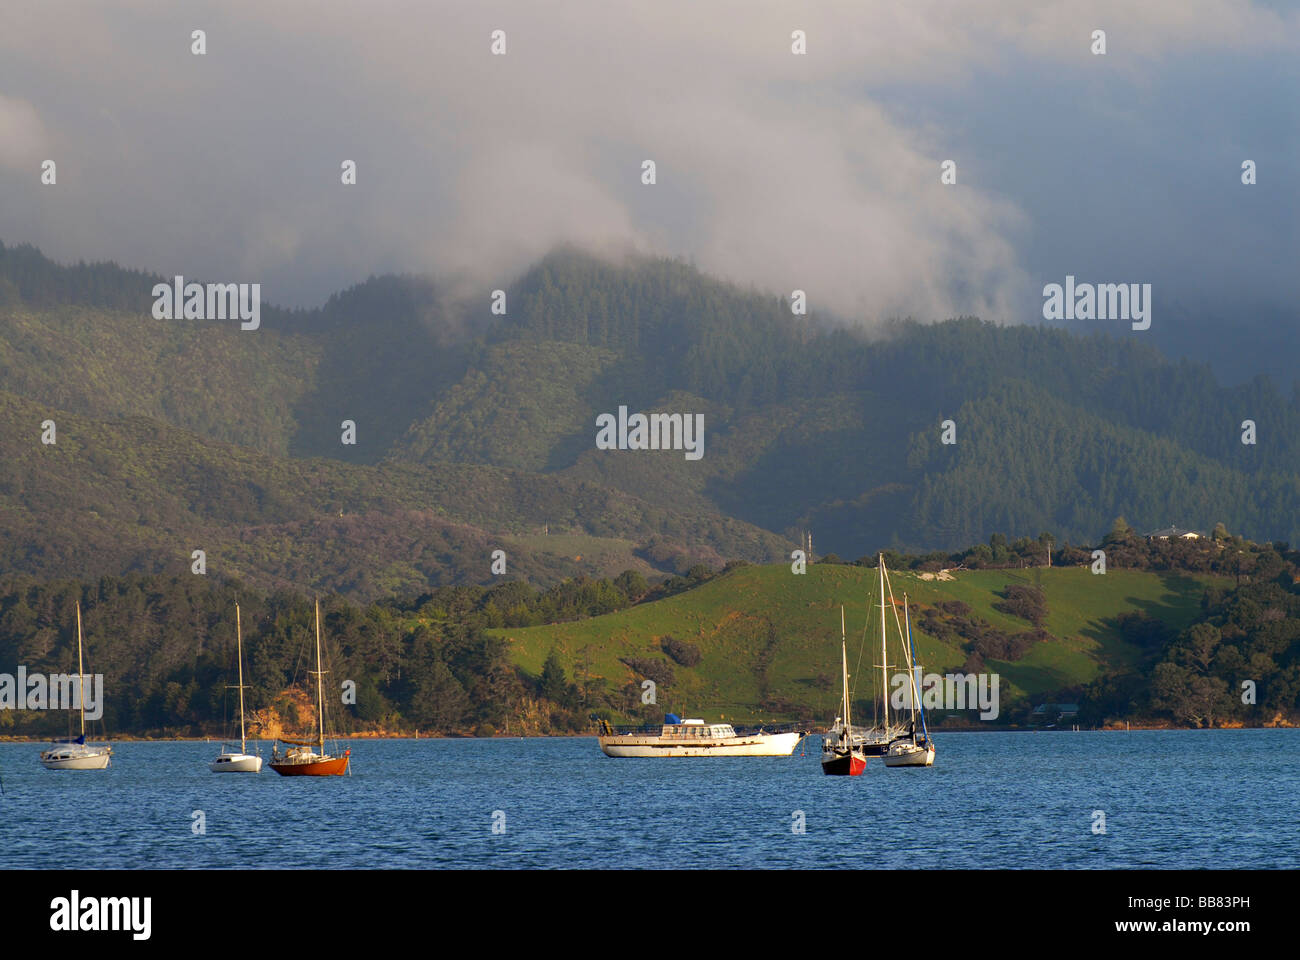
(2, 722, 1295, 742)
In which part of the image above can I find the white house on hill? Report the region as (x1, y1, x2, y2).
(1145, 526, 1204, 540)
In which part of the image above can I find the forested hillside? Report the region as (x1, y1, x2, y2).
(3, 239, 1300, 598)
(0, 388, 785, 602)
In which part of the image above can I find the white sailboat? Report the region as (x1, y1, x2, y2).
(39, 601, 113, 770)
(210, 603, 263, 773)
(883, 586, 936, 767)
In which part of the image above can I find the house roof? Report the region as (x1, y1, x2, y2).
(1145, 526, 1203, 538)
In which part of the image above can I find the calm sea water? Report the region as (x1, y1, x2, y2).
(1, 730, 1295, 869)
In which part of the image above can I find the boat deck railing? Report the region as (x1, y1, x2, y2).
(599, 721, 807, 737)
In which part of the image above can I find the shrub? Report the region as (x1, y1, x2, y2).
(685, 563, 714, 581)
(1114, 611, 1173, 649)
(994, 584, 1048, 626)
(621, 657, 675, 687)
(660, 635, 702, 667)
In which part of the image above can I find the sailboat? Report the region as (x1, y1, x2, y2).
(821, 605, 868, 775)
(269, 599, 350, 777)
(210, 603, 262, 773)
(843, 557, 908, 757)
(883, 588, 936, 767)
(39, 601, 112, 770)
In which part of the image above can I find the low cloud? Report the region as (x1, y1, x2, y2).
(0, 1, 1295, 329)
(0, 94, 48, 170)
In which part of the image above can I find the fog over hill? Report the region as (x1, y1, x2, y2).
(2, 1, 1296, 385)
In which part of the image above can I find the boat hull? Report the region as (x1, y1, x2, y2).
(270, 754, 350, 776)
(599, 731, 800, 757)
(828, 728, 897, 757)
(210, 753, 263, 773)
(821, 751, 868, 776)
(855, 740, 890, 757)
(883, 743, 936, 767)
(40, 748, 112, 770)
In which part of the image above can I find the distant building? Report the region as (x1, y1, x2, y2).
(1030, 703, 1079, 723)
(1145, 526, 1203, 540)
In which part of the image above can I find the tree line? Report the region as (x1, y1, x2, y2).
(0, 563, 731, 738)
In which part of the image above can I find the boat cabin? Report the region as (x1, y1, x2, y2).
(660, 719, 737, 739)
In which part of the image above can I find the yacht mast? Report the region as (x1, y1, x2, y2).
(236, 603, 247, 754)
(75, 600, 85, 739)
(840, 605, 850, 730)
(905, 593, 929, 743)
(314, 599, 325, 754)
(900, 593, 917, 729)
(879, 555, 889, 731)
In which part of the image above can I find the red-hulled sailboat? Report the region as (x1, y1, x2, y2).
(821, 606, 868, 776)
(270, 599, 351, 777)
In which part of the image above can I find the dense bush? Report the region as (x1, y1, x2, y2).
(621, 656, 675, 687)
(994, 585, 1048, 626)
(660, 635, 702, 667)
(1114, 611, 1174, 649)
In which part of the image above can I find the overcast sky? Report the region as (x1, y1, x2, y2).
(2, 1, 1296, 380)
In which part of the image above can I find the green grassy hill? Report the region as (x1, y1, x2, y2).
(494, 562, 1229, 722)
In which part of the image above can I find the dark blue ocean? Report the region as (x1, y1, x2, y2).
(2, 730, 1296, 869)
